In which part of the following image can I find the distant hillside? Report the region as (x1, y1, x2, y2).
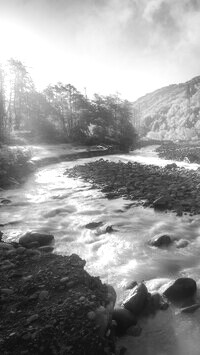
(132, 76, 200, 140)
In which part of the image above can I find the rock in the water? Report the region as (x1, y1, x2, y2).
(112, 308, 137, 335)
(122, 283, 148, 315)
(163, 278, 197, 302)
(85, 222, 103, 229)
(176, 239, 189, 248)
(149, 234, 172, 247)
(19, 231, 54, 247)
(165, 163, 177, 169)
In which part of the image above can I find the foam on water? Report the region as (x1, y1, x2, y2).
(1, 145, 200, 354)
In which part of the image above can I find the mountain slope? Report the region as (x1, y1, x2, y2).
(132, 76, 200, 140)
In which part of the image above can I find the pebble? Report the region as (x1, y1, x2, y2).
(26, 314, 39, 324)
(39, 290, 49, 301)
(60, 277, 69, 283)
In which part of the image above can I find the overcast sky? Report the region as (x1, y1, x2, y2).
(0, 0, 200, 100)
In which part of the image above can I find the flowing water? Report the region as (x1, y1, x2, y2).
(1, 145, 200, 355)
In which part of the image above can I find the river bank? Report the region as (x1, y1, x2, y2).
(2, 144, 200, 355)
(65, 158, 200, 216)
(156, 141, 200, 164)
(0, 234, 116, 355)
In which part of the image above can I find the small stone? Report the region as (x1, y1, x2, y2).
(176, 239, 189, 248)
(16, 246, 26, 254)
(26, 314, 39, 324)
(0, 288, 14, 295)
(39, 290, 49, 301)
(60, 277, 69, 283)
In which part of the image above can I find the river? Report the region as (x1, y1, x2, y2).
(1, 145, 200, 355)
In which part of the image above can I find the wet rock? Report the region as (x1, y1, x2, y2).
(85, 221, 103, 229)
(123, 283, 148, 315)
(112, 308, 137, 335)
(149, 234, 172, 247)
(163, 278, 197, 302)
(1, 199, 11, 204)
(176, 239, 189, 248)
(165, 163, 177, 169)
(19, 231, 54, 247)
(105, 225, 114, 233)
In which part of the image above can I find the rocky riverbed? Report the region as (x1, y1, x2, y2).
(64, 158, 200, 216)
(156, 142, 200, 164)
(0, 232, 116, 355)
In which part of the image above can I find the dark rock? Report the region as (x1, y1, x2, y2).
(1, 199, 11, 204)
(123, 283, 148, 315)
(105, 226, 114, 233)
(149, 234, 172, 247)
(176, 239, 189, 248)
(163, 278, 197, 302)
(165, 163, 177, 169)
(85, 222, 103, 229)
(112, 308, 137, 335)
(19, 231, 54, 247)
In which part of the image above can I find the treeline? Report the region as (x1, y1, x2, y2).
(0, 59, 137, 150)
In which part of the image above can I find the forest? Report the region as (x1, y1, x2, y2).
(0, 59, 137, 151)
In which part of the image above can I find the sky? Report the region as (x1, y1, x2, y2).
(0, 0, 200, 101)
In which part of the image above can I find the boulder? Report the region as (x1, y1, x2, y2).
(122, 283, 148, 315)
(165, 163, 177, 169)
(149, 234, 172, 247)
(112, 308, 137, 335)
(176, 239, 189, 248)
(163, 278, 197, 303)
(19, 231, 54, 247)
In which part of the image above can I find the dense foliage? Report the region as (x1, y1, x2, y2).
(0, 59, 137, 150)
(132, 76, 200, 140)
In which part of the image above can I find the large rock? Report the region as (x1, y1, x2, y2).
(149, 234, 172, 247)
(19, 231, 54, 247)
(112, 308, 137, 335)
(122, 283, 148, 315)
(163, 278, 197, 302)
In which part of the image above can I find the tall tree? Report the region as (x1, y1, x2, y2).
(7, 59, 35, 130)
(0, 64, 6, 139)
